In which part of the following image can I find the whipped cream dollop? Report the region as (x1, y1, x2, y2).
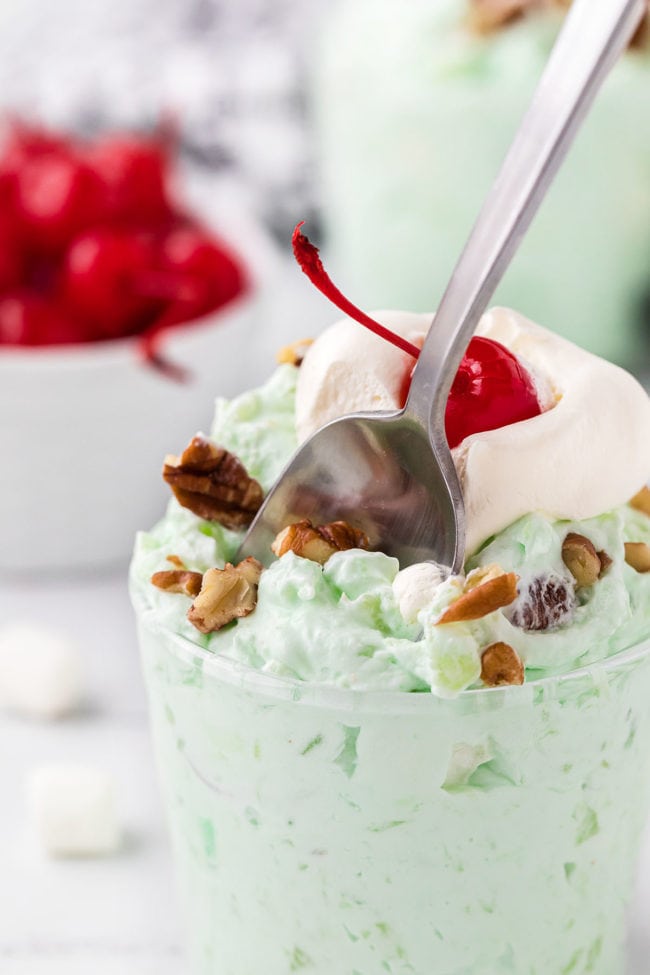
(295, 307, 650, 555)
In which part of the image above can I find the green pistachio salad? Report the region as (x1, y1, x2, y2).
(130, 307, 650, 698)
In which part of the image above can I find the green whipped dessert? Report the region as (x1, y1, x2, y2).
(131, 307, 650, 974)
(133, 362, 650, 697)
(132, 309, 650, 698)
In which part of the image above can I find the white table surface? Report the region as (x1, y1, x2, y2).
(0, 569, 186, 975)
(2, 569, 650, 975)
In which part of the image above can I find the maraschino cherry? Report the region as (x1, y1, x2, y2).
(444, 335, 541, 448)
(0, 118, 248, 364)
(135, 228, 245, 382)
(292, 222, 541, 449)
(160, 226, 245, 319)
(0, 293, 90, 346)
(62, 229, 158, 338)
(86, 133, 170, 224)
(0, 215, 24, 291)
(0, 121, 67, 199)
(15, 151, 102, 253)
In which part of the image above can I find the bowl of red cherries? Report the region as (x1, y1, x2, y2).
(0, 119, 261, 572)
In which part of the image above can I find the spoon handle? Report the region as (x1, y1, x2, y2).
(405, 0, 646, 432)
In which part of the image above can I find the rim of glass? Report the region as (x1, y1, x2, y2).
(136, 596, 650, 714)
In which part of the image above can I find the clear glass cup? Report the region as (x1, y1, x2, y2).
(134, 593, 650, 975)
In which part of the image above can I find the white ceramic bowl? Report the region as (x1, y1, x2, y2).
(0, 283, 263, 574)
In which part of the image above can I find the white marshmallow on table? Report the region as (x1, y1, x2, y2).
(28, 764, 121, 857)
(393, 562, 446, 624)
(0, 622, 83, 719)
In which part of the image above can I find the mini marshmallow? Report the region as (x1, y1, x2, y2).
(392, 562, 446, 624)
(442, 742, 493, 790)
(0, 622, 83, 718)
(28, 764, 121, 857)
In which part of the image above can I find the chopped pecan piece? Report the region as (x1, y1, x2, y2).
(480, 642, 525, 687)
(561, 533, 601, 587)
(163, 435, 263, 530)
(470, 0, 645, 48)
(468, 0, 535, 34)
(187, 557, 263, 633)
(436, 572, 518, 625)
(597, 550, 613, 575)
(630, 11, 649, 50)
(151, 569, 203, 598)
(507, 574, 575, 631)
(630, 486, 650, 518)
(624, 542, 650, 574)
(276, 338, 313, 367)
(166, 554, 186, 569)
(271, 519, 369, 565)
(463, 563, 506, 592)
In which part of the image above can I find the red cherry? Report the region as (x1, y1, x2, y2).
(86, 134, 171, 223)
(444, 337, 541, 448)
(292, 224, 542, 447)
(0, 120, 68, 163)
(0, 121, 80, 242)
(0, 294, 39, 344)
(14, 151, 103, 252)
(0, 214, 25, 290)
(0, 121, 68, 187)
(159, 226, 245, 321)
(0, 293, 91, 346)
(62, 229, 158, 338)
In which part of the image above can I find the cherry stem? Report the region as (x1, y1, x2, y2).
(139, 307, 192, 384)
(135, 271, 203, 383)
(141, 343, 190, 383)
(292, 222, 420, 360)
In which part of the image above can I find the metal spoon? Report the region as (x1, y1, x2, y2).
(240, 0, 646, 572)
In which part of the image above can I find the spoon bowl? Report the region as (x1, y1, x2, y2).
(240, 408, 465, 571)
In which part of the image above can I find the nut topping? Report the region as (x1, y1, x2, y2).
(187, 557, 263, 633)
(468, 0, 647, 51)
(463, 563, 506, 592)
(166, 554, 186, 569)
(163, 435, 263, 530)
(276, 338, 313, 367)
(468, 0, 623, 37)
(436, 572, 518, 625)
(624, 542, 650, 574)
(271, 519, 369, 565)
(151, 569, 203, 598)
(561, 533, 601, 587)
(630, 486, 650, 518)
(507, 573, 575, 631)
(597, 550, 613, 575)
(631, 11, 649, 50)
(468, 0, 537, 34)
(480, 642, 525, 687)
